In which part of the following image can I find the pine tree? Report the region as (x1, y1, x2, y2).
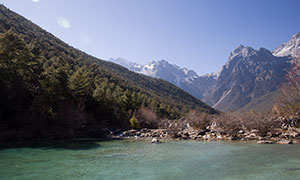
(40, 57, 69, 101)
(68, 67, 92, 97)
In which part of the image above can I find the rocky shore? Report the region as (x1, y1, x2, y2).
(105, 116, 300, 144)
(115, 127, 299, 144)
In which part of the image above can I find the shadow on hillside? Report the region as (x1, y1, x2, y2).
(0, 138, 123, 151)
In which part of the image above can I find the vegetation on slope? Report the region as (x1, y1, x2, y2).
(237, 90, 280, 113)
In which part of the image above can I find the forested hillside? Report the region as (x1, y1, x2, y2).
(0, 5, 216, 141)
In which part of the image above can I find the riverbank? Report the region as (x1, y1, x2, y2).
(109, 125, 300, 144)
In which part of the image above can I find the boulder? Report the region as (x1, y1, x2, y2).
(128, 129, 138, 133)
(151, 138, 161, 143)
(251, 129, 259, 133)
(217, 134, 224, 140)
(276, 140, 293, 144)
(288, 130, 299, 138)
(197, 130, 207, 136)
(225, 136, 238, 141)
(257, 140, 273, 144)
(245, 133, 258, 140)
(140, 128, 149, 133)
(238, 130, 244, 134)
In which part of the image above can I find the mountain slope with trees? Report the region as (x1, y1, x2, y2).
(0, 5, 216, 141)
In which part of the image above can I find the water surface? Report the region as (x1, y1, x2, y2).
(1, 139, 300, 180)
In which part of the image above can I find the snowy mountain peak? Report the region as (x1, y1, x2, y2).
(234, 44, 245, 51)
(292, 32, 300, 39)
(230, 45, 255, 59)
(108, 58, 204, 86)
(273, 32, 300, 58)
(183, 68, 198, 77)
(200, 72, 219, 80)
(221, 45, 257, 71)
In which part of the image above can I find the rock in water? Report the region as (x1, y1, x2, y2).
(151, 138, 160, 143)
(257, 140, 273, 144)
(276, 140, 293, 144)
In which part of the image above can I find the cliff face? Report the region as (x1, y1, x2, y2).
(208, 46, 290, 111)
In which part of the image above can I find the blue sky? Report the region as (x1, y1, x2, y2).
(1, 0, 300, 75)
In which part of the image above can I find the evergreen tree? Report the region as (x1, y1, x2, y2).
(68, 67, 92, 97)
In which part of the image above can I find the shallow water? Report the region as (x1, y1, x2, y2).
(1, 139, 300, 180)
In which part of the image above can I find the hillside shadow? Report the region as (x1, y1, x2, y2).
(0, 138, 122, 151)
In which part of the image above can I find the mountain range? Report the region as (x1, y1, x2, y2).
(109, 32, 300, 111)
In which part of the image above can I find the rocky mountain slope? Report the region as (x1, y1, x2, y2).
(206, 45, 291, 111)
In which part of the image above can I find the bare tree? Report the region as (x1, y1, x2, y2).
(136, 106, 159, 128)
(185, 110, 212, 130)
(277, 57, 300, 115)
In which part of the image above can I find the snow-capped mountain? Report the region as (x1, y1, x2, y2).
(273, 32, 300, 58)
(109, 58, 202, 86)
(108, 58, 216, 100)
(109, 32, 299, 112)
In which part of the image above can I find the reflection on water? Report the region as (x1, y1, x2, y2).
(0, 139, 300, 180)
(0, 139, 102, 150)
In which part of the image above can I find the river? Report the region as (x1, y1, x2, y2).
(0, 139, 300, 180)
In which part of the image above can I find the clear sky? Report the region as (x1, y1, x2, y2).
(1, 0, 300, 75)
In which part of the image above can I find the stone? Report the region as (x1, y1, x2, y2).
(245, 133, 257, 140)
(251, 129, 259, 133)
(238, 130, 244, 134)
(140, 128, 149, 133)
(257, 140, 273, 144)
(128, 129, 137, 133)
(258, 136, 265, 140)
(292, 140, 298, 144)
(217, 135, 223, 140)
(191, 136, 198, 140)
(151, 138, 161, 143)
(226, 136, 238, 141)
(288, 131, 299, 138)
(184, 132, 189, 136)
(266, 132, 274, 137)
(197, 130, 206, 136)
(277, 140, 293, 144)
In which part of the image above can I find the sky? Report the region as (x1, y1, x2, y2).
(1, 0, 300, 75)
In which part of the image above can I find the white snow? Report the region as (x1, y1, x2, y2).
(273, 32, 300, 58)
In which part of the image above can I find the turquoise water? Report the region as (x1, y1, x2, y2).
(1, 140, 300, 180)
